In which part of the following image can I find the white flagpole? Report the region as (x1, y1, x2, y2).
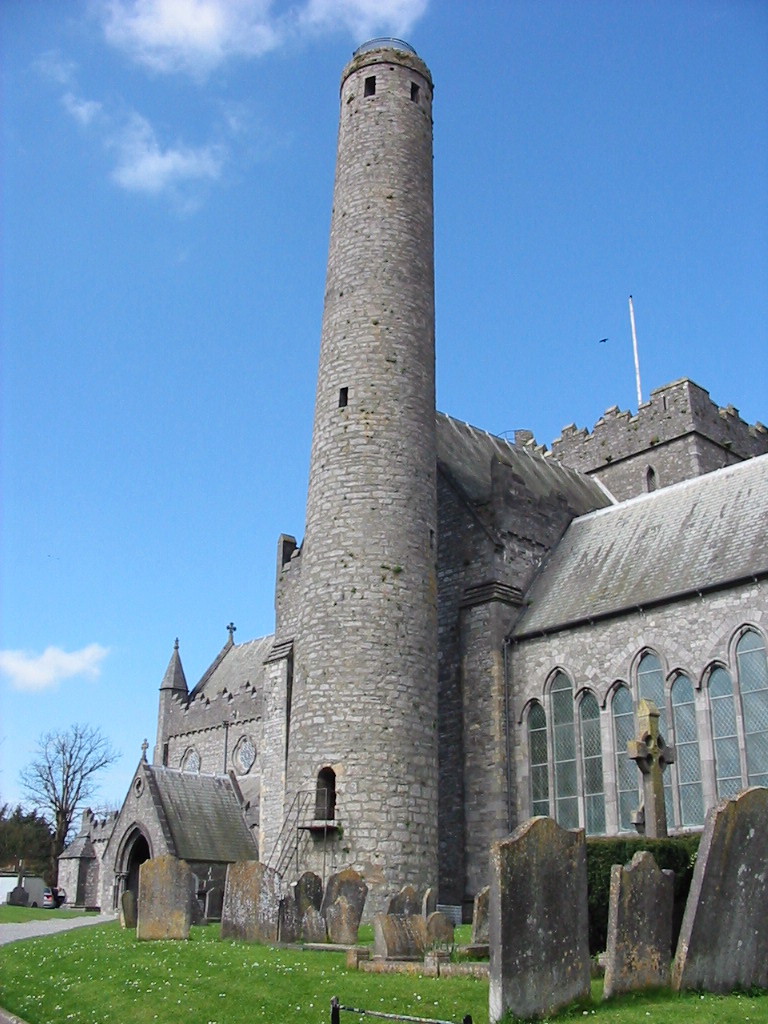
(628, 295, 642, 407)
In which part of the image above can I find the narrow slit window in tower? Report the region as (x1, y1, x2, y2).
(646, 466, 658, 492)
(338, 387, 348, 408)
(410, 82, 420, 102)
(364, 76, 376, 97)
(315, 767, 336, 820)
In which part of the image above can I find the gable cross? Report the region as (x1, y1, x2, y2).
(627, 698, 675, 838)
(227, 622, 237, 644)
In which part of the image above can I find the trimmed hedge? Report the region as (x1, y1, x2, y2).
(586, 834, 700, 954)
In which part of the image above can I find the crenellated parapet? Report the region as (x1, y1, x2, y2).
(550, 379, 767, 472)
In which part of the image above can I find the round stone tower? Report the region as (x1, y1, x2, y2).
(289, 39, 438, 908)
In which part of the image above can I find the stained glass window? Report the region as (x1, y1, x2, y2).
(579, 692, 605, 834)
(528, 702, 549, 816)
(736, 630, 768, 787)
(612, 685, 637, 831)
(709, 667, 741, 798)
(671, 675, 704, 825)
(551, 672, 578, 828)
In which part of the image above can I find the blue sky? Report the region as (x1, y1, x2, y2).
(1, 0, 766, 817)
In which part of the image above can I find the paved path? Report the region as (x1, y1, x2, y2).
(0, 913, 115, 946)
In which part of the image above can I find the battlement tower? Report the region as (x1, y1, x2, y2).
(287, 40, 438, 907)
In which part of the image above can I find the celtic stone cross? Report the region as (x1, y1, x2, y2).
(627, 698, 675, 838)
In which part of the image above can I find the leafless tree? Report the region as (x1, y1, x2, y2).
(19, 724, 119, 879)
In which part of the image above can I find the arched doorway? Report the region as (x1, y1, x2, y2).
(123, 829, 151, 902)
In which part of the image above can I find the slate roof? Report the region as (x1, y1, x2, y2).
(144, 765, 257, 863)
(513, 454, 768, 639)
(189, 635, 274, 700)
(436, 411, 610, 514)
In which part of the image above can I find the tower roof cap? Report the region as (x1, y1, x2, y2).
(353, 37, 417, 57)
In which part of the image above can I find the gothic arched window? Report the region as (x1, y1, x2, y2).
(670, 674, 704, 826)
(551, 671, 578, 828)
(579, 692, 605, 834)
(611, 685, 637, 831)
(181, 747, 201, 774)
(736, 629, 768, 787)
(708, 667, 741, 798)
(527, 701, 549, 817)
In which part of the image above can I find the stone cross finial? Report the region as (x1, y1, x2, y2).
(226, 622, 237, 643)
(627, 699, 675, 838)
(141, 738, 149, 762)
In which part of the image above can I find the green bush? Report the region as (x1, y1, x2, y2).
(586, 834, 700, 954)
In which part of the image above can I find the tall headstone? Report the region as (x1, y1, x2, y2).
(387, 884, 420, 917)
(221, 860, 282, 944)
(294, 871, 323, 918)
(137, 856, 193, 941)
(489, 817, 591, 1022)
(120, 889, 137, 929)
(627, 699, 675, 838)
(421, 886, 437, 918)
(374, 913, 428, 960)
(603, 851, 674, 999)
(672, 787, 768, 992)
(321, 867, 368, 943)
(278, 892, 300, 943)
(471, 885, 490, 944)
(301, 905, 328, 943)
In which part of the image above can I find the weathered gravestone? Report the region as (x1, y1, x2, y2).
(294, 871, 323, 918)
(471, 885, 490, 944)
(7, 885, 29, 907)
(426, 911, 455, 949)
(137, 855, 194, 940)
(325, 895, 362, 945)
(603, 850, 674, 999)
(278, 893, 300, 943)
(672, 786, 768, 993)
(627, 699, 675, 838)
(489, 817, 591, 1023)
(387, 884, 420, 917)
(120, 889, 137, 929)
(322, 868, 368, 944)
(301, 905, 328, 943)
(221, 860, 282, 944)
(374, 913, 428, 960)
(422, 886, 437, 918)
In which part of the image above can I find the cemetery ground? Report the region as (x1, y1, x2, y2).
(0, 920, 765, 1024)
(0, 905, 97, 924)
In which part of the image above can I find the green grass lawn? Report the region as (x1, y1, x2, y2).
(0, 904, 97, 924)
(0, 920, 765, 1024)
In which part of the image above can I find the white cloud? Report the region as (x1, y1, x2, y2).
(109, 111, 224, 195)
(102, 0, 281, 73)
(62, 92, 103, 126)
(100, 0, 429, 74)
(300, 0, 429, 39)
(35, 50, 78, 87)
(0, 644, 110, 693)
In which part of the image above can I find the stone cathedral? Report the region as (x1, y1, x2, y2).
(60, 40, 768, 919)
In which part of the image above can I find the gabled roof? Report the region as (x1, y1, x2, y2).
(143, 765, 257, 863)
(513, 454, 768, 639)
(436, 411, 610, 514)
(188, 635, 274, 700)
